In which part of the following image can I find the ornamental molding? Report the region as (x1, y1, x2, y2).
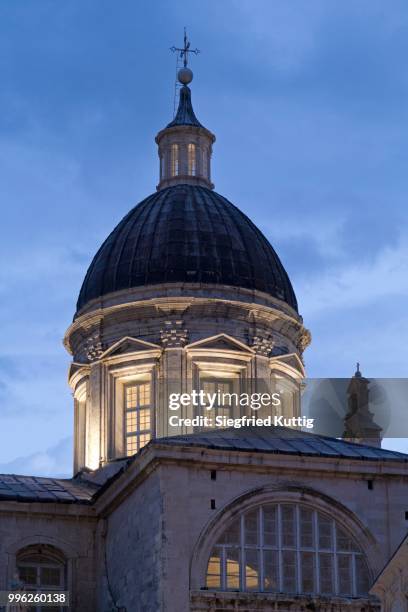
(270, 353, 305, 378)
(160, 320, 189, 348)
(296, 328, 312, 353)
(155, 303, 189, 317)
(100, 336, 161, 361)
(190, 591, 378, 611)
(68, 362, 91, 390)
(251, 335, 274, 357)
(186, 333, 254, 355)
(65, 290, 301, 337)
(85, 331, 104, 362)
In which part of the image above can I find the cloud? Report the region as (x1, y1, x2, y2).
(299, 240, 408, 315)
(0, 436, 73, 478)
(1, 0, 407, 474)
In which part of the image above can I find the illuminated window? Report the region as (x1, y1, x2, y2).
(202, 148, 208, 177)
(188, 143, 196, 175)
(206, 503, 370, 596)
(171, 144, 179, 176)
(124, 382, 152, 456)
(200, 378, 234, 425)
(17, 545, 65, 612)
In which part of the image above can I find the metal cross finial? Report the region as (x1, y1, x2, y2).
(170, 28, 200, 68)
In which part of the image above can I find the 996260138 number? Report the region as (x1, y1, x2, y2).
(0, 590, 69, 606)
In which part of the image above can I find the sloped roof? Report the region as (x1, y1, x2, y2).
(165, 85, 204, 128)
(0, 474, 99, 504)
(1, 428, 407, 504)
(157, 426, 408, 462)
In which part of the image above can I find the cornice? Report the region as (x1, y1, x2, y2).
(94, 443, 408, 516)
(64, 289, 304, 354)
(0, 501, 96, 518)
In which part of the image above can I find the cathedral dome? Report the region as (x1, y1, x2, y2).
(76, 184, 298, 314)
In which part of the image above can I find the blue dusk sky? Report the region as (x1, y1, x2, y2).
(0, 1, 407, 476)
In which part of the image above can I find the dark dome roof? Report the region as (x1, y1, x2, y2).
(165, 85, 203, 129)
(77, 185, 298, 313)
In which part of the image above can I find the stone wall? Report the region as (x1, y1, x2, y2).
(153, 452, 408, 611)
(0, 503, 97, 611)
(370, 533, 408, 611)
(91, 444, 408, 612)
(2, 447, 408, 612)
(97, 469, 163, 612)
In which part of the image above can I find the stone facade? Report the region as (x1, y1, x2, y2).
(0, 502, 97, 611)
(371, 534, 408, 611)
(2, 438, 407, 611)
(64, 285, 308, 473)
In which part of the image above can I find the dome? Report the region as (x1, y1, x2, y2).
(76, 184, 298, 314)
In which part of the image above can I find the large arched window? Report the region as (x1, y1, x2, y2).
(206, 503, 370, 597)
(16, 545, 66, 612)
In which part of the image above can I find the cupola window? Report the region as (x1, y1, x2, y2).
(200, 377, 234, 425)
(171, 144, 179, 177)
(202, 148, 208, 177)
(124, 381, 152, 455)
(188, 143, 196, 176)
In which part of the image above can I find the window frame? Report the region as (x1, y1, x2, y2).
(201, 147, 208, 177)
(171, 143, 179, 176)
(188, 143, 196, 176)
(123, 379, 153, 456)
(105, 349, 159, 460)
(16, 546, 66, 612)
(199, 375, 238, 427)
(206, 503, 370, 597)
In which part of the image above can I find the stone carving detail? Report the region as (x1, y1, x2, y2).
(160, 320, 188, 348)
(251, 336, 274, 357)
(296, 329, 312, 353)
(85, 332, 104, 361)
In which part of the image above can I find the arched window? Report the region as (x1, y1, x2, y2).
(206, 503, 370, 597)
(171, 144, 179, 176)
(188, 143, 196, 175)
(17, 545, 66, 612)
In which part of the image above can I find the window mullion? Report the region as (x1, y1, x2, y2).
(136, 405, 140, 451)
(314, 510, 320, 594)
(333, 519, 338, 595)
(259, 506, 264, 592)
(296, 505, 301, 594)
(351, 553, 357, 597)
(221, 546, 226, 591)
(240, 514, 245, 590)
(278, 504, 283, 592)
